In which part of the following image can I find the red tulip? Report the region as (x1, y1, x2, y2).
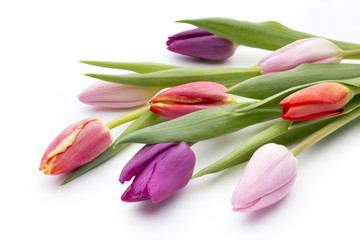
(149, 81, 232, 119)
(280, 82, 353, 121)
(39, 118, 112, 175)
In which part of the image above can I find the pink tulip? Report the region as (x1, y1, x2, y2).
(280, 82, 353, 121)
(259, 38, 343, 74)
(39, 118, 112, 175)
(78, 81, 158, 109)
(231, 143, 297, 212)
(149, 81, 232, 119)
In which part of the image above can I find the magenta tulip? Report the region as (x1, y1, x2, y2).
(167, 28, 238, 61)
(259, 38, 343, 74)
(39, 118, 112, 175)
(119, 142, 195, 203)
(280, 82, 353, 121)
(150, 81, 232, 119)
(232, 143, 297, 212)
(78, 81, 158, 109)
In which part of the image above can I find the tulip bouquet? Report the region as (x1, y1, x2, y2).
(40, 17, 360, 212)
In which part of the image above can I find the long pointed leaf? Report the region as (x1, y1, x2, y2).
(79, 61, 179, 73)
(178, 18, 360, 59)
(114, 103, 281, 145)
(85, 67, 261, 88)
(228, 63, 360, 99)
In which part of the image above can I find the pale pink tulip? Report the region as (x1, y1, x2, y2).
(231, 143, 297, 212)
(78, 81, 158, 109)
(259, 38, 342, 74)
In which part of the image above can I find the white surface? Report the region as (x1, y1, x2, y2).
(1, 0, 360, 239)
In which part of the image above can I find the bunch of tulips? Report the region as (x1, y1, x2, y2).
(40, 17, 360, 212)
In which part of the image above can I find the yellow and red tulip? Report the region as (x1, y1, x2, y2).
(150, 81, 232, 119)
(39, 118, 112, 175)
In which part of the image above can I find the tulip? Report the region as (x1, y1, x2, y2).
(119, 142, 195, 203)
(39, 118, 112, 175)
(150, 81, 232, 119)
(259, 37, 343, 74)
(280, 82, 354, 121)
(167, 28, 238, 61)
(232, 143, 297, 212)
(78, 81, 158, 109)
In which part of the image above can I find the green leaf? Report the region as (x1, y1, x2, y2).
(79, 61, 180, 74)
(84, 66, 261, 88)
(114, 103, 281, 145)
(193, 94, 360, 178)
(239, 77, 360, 111)
(178, 18, 360, 59)
(228, 63, 360, 99)
(193, 116, 335, 178)
(61, 110, 159, 185)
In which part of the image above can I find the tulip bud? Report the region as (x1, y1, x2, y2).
(150, 81, 232, 119)
(78, 81, 158, 109)
(167, 28, 238, 61)
(280, 82, 353, 121)
(259, 38, 343, 74)
(232, 143, 297, 212)
(120, 142, 195, 203)
(39, 118, 112, 175)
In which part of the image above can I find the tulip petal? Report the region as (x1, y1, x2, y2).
(119, 142, 178, 183)
(231, 143, 297, 212)
(150, 102, 225, 119)
(258, 38, 313, 65)
(233, 175, 296, 212)
(49, 120, 112, 174)
(40, 118, 95, 173)
(168, 35, 236, 61)
(40, 119, 112, 175)
(166, 28, 212, 46)
(280, 82, 349, 106)
(259, 38, 342, 74)
(147, 142, 195, 203)
(151, 81, 229, 104)
(78, 81, 157, 109)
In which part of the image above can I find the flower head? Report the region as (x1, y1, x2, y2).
(120, 142, 195, 203)
(232, 143, 297, 212)
(280, 82, 353, 121)
(167, 28, 238, 61)
(259, 37, 343, 74)
(150, 81, 232, 119)
(39, 118, 112, 175)
(78, 81, 157, 109)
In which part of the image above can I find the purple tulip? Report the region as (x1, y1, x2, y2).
(119, 142, 196, 203)
(78, 81, 158, 109)
(259, 37, 343, 74)
(231, 143, 297, 212)
(167, 28, 238, 61)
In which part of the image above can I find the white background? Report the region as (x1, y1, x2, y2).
(1, 0, 360, 239)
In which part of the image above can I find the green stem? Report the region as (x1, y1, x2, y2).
(342, 49, 360, 58)
(106, 105, 150, 129)
(291, 106, 360, 156)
